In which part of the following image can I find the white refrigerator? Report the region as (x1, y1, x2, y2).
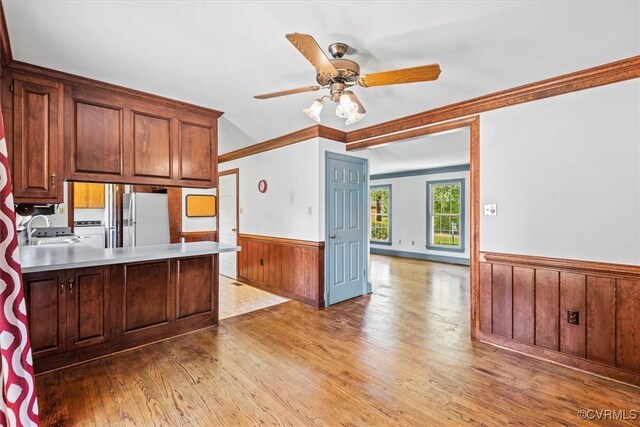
(122, 192, 170, 247)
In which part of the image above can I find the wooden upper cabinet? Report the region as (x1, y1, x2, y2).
(73, 182, 105, 209)
(11, 74, 63, 203)
(64, 85, 218, 187)
(65, 86, 125, 179)
(178, 121, 215, 182)
(132, 111, 172, 179)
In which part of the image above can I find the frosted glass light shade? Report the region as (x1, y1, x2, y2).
(335, 94, 358, 118)
(303, 100, 323, 122)
(345, 112, 364, 125)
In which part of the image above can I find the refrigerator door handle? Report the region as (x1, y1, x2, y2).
(128, 194, 136, 247)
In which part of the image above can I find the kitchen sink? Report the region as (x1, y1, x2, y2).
(30, 236, 83, 245)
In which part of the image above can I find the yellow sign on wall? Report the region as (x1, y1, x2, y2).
(186, 195, 217, 217)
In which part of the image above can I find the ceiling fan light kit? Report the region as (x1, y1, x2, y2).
(254, 33, 441, 126)
(303, 99, 324, 122)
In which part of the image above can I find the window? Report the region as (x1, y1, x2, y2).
(370, 185, 391, 244)
(426, 179, 465, 252)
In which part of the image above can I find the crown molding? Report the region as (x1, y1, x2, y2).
(219, 125, 347, 163)
(346, 55, 640, 143)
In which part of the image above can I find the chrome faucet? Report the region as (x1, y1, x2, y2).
(26, 215, 52, 245)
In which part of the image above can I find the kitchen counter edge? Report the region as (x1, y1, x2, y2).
(20, 242, 241, 274)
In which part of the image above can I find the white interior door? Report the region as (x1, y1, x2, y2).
(219, 172, 238, 278)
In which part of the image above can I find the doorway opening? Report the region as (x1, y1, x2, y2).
(217, 168, 289, 319)
(346, 116, 480, 333)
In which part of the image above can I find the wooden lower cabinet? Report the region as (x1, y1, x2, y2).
(23, 270, 67, 359)
(24, 255, 218, 373)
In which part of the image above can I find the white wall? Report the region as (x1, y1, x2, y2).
(223, 139, 321, 241)
(221, 138, 369, 243)
(480, 79, 640, 264)
(181, 187, 217, 233)
(370, 170, 470, 260)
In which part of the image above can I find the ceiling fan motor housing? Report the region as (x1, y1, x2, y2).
(316, 58, 360, 86)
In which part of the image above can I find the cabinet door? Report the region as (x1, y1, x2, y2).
(73, 182, 105, 209)
(174, 256, 215, 320)
(65, 86, 126, 179)
(131, 110, 172, 180)
(66, 267, 110, 350)
(88, 183, 105, 208)
(23, 270, 66, 358)
(176, 118, 217, 186)
(72, 182, 89, 208)
(12, 75, 63, 203)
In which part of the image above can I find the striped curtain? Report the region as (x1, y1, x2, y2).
(0, 107, 39, 425)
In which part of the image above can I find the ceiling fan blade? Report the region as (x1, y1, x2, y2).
(254, 85, 321, 100)
(346, 91, 366, 114)
(358, 64, 441, 88)
(285, 33, 337, 76)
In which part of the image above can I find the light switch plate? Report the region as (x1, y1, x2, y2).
(484, 203, 497, 216)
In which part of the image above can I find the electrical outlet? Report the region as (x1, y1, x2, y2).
(567, 310, 580, 325)
(399, 240, 401, 244)
(484, 203, 497, 216)
(308, 207, 312, 215)
(411, 241, 415, 245)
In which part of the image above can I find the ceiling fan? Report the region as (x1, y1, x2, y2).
(254, 33, 441, 125)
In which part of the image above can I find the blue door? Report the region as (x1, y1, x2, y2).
(325, 152, 367, 305)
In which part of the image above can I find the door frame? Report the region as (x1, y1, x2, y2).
(217, 168, 240, 278)
(324, 151, 369, 306)
(346, 115, 480, 338)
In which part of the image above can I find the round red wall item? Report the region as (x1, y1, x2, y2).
(258, 179, 268, 193)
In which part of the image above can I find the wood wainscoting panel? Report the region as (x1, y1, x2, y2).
(179, 231, 218, 243)
(534, 269, 560, 351)
(491, 264, 512, 338)
(478, 251, 640, 386)
(559, 272, 586, 358)
(479, 262, 492, 333)
(512, 267, 535, 344)
(617, 279, 640, 372)
(586, 276, 616, 365)
(237, 234, 324, 308)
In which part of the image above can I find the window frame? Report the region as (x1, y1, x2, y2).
(369, 184, 392, 245)
(426, 178, 465, 253)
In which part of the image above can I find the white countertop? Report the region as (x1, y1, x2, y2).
(19, 242, 241, 274)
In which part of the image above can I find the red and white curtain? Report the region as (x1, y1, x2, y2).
(0, 109, 39, 425)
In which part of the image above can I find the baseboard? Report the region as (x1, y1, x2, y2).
(475, 330, 640, 387)
(239, 276, 325, 309)
(370, 247, 470, 266)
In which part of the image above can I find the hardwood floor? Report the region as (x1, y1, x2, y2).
(36, 255, 639, 426)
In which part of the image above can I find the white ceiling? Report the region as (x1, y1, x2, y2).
(4, 1, 639, 154)
(368, 128, 470, 175)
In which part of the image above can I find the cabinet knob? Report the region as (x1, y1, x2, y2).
(68, 278, 74, 293)
(50, 172, 56, 188)
(59, 280, 65, 293)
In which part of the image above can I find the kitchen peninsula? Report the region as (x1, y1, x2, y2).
(21, 242, 239, 373)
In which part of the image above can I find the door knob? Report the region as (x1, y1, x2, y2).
(329, 233, 336, 239)
(232, 228, 237, 232)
